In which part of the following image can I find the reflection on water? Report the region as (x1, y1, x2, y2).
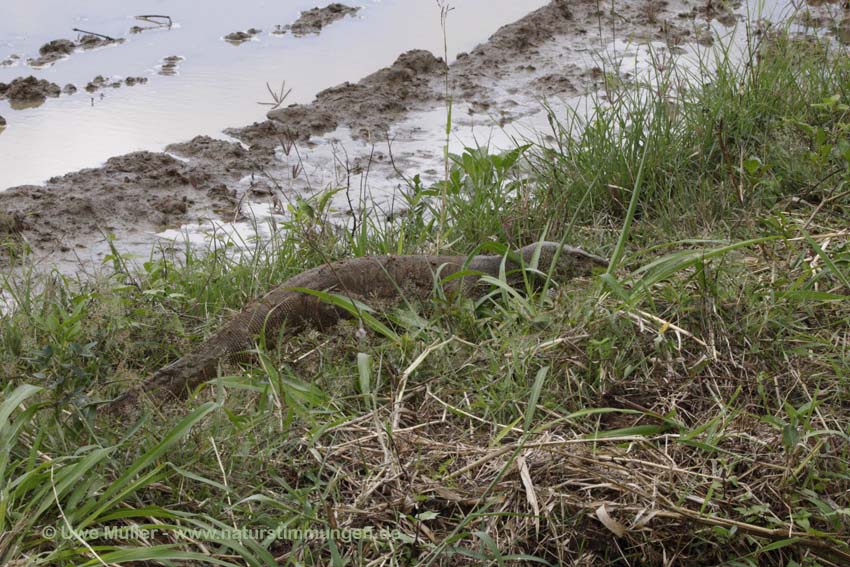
(0, 0, 548, 189)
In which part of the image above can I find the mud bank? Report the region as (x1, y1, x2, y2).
(234, 0, 699, 145)
(0, 150, 257, 259)
(0, 0, 733, 269)
(233, 49, 448, 145)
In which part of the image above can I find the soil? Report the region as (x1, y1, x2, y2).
(0, 76, 61, 104)
(224, 28, 262, 44)
(0, 54, 20, 67)
(281, 3, 360, 36)
(0, 115, 5, 126)
(0, 0, 714, 269)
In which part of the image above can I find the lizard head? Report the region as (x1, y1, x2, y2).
(517, 241, 609, 280)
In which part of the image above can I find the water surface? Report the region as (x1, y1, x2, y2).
(0, 0, 548, 189)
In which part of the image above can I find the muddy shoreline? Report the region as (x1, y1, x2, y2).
(0, 0, 732, 269)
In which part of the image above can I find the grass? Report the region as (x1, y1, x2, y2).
(1, 22, 850, 567)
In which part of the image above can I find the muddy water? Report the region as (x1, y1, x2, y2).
(0, 0, 548, 189)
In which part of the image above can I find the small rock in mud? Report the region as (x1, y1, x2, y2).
(0, 115, 5, 126)
(0, 76, 61, 103)
(159, 55, 184, 76)
(287, 3, 359, 36)
(0, 54, 20, 67)
(63, 83, 77, 95)
(77, 34, 125, 50)
(224, 28, 261, 44)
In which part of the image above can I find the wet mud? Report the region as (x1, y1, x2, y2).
(0, 151, 250, 257)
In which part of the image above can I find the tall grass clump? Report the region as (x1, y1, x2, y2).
(529, 33, 850, 242)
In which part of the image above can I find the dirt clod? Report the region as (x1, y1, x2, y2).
(0, 76, 61, 103)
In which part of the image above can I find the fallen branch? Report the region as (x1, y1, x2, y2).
(135, 15, 173, 29)
(72, 28, 116, 41)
